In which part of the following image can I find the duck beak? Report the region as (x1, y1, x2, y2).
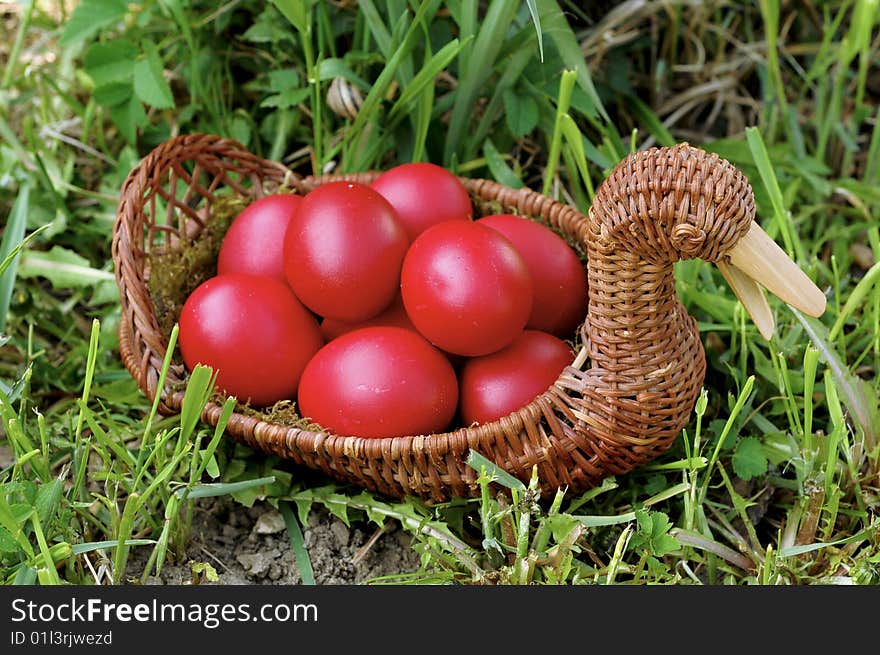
(717, 222, 826, 340)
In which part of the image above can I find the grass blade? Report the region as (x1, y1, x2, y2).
(71, 539, 156, 555)
(745, 126, 803, 261)
(387, 37, 469, 123)
(443, 0, 520, 164)
(536, 0, 608, 122)
(543, 69, 577, 196)
(828, 260, 880, 341)
(794, 310, 880, 452)
(778, 524, 874, 558)
(466, 449, 526, 491)
(184, 476, 277, 499)
(524, 0, 543, 61)
(280, 501, 315, 585)
(0, 185, 32, 331)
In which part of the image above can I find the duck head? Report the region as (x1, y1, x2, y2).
(589, 143, 826, 339)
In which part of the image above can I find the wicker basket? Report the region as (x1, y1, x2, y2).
(112, 133, 755, 502)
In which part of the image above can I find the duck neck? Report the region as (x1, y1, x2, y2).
(584, 249, 698, 375)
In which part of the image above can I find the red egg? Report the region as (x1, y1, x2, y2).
(458, 330, 574, 425)
(178, 274, 323, 407)
(401, 221, 533, 357)
(297, 327, 459, 438)
(217, 193, 302, 283)
(477, 214, 588, 337)
(320, 294, 416, 342)
(283, 182, 409, 322)
(371, 162, 473, 241)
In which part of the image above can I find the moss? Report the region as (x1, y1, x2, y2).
(148, 193, 249, 341)
(209, 394, 324, 431)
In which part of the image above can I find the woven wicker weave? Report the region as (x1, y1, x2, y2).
(112, 133, 755, 502)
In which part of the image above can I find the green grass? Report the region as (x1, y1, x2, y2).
(1, 0, 879, 585)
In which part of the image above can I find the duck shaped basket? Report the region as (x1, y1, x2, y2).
(113, 133, 826, 502)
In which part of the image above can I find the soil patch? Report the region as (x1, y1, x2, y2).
(130, 496, 423, 585)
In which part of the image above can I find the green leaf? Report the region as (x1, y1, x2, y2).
(93, 81, 133, 107)
(444, 0, 520, 164)
(503, 89, 539, 138)
(134, 42, 174, 109)
(185, 476, 277, 500)
(0, 526, 17, 553)
(83, 39, 137, 87)
(17, 246, 115, 289)
(60, 0, 128, 47)
(536, 0, 609, 122)
(179, 364, 218, 443)
(0, 183, 29, 331)
(34, 480, 63, 528)
(12, 566, 37, 585)
(260, 87, 310, 109)
(270, 0, 314, 35)
(778, 526, 875, 558)
(280, 501, 315, 585)
(483, 138, 524, 189)
(70, 539, 156, 555)
(793, 310, 880, 452)
(317, 59, 370, 89)
(465, 449, 526, 491)
(653, 534, 680, 558)
(190, 561, 219, 582)
(635, 509, 653, 535)
(524, 0, 543, 61)
(201, 451, 220, 479)
(732, 436, 768, 480)
(267, 68, 301, 92)
(110, 93, 146, 144)
(242, 7, 296, 44)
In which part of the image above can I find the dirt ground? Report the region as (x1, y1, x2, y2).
(129, 496, 424, 585)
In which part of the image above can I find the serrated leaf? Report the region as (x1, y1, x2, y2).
(134, 42, 174, 109)
(650, 512, 673, 540)
(84, 39, 137, 87)
(635, 509, 652, 535)
(60, 0, 128, 47)
(18, 246, 114, 289)
(653, 533, 680, 557)
(732, 436, 768, 480)
(503, 90, 539, 138)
